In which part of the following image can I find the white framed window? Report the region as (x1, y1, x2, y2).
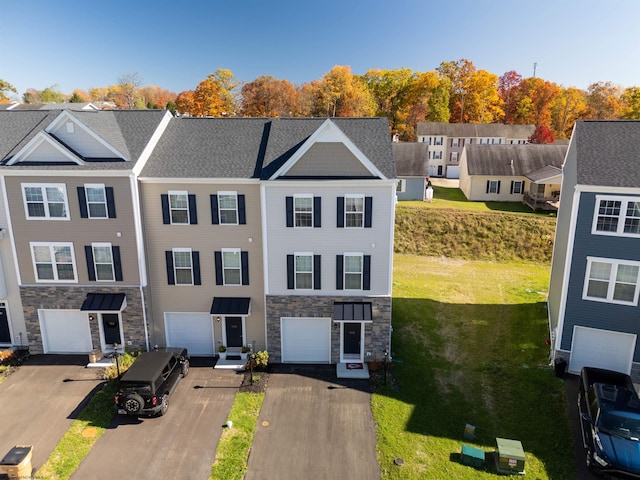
(22, 184, 69, 220)
(488, 180, 500, 194)
(85, 184, 108, 218)
(434, 136, 443, 146)
(169, 191, 189, 224)
(344, 253, 363, 290)
(583, 257, 640, 305)
(222, 248, 242, 285)
(294, 195, 313, 227)
(592, 195, 640, 237)
(295, 253, 313, 289)
(92, 243, 115, 281)
(451, 152, 459, 162)
(30, 242, 77, 282)
(396, 179, 406, 193)
(172, 248, 194, 285)
(345, 195, 364, 228)
(452, 138, 459, 147)
(218, 191, 238, 224)
(434, 151, 442, 160)
(512, 181, 524, 195)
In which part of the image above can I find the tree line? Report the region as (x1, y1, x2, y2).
(2, 59, 640, 141)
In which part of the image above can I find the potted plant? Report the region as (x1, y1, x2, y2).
(218, 345, 227, 360)
(240, 345, 250, 360)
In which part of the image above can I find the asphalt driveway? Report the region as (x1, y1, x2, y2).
(0, 355, 103, 470)
(246, 365, 380, 480)
(72, 362, 241, 480)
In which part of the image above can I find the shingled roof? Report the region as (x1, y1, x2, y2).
(464, 143, 567, 176)
(392, 143, 429, 176)
(573, 120, 640, 187)
(416, 122, 535, 139)
(142, 117, 394, 180)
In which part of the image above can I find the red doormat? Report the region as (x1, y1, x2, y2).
(346, 363, 363, 370)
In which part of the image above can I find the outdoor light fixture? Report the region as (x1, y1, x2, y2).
(88, 315, 95, 321)
(216, 316, 221, 323)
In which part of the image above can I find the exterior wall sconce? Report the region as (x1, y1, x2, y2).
(216, 316, 221, 323)
(88, 314, 95, 321)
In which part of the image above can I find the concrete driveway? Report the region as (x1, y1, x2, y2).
(0, 355, 103, 470)
(246, 365, 380, 480)
(72, 362, 241, 480)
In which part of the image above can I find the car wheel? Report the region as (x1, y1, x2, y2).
(158, 395, 169, 416)
(182, 359, 190, 378)
(124, 393, 144, 414)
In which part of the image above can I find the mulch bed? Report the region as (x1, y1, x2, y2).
(239, 367, 270, 393)
(0, 349, 30, 382)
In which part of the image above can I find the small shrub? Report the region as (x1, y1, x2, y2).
(251, 350, 269, 370)
(0, 350, 14, 363)
(103, 351, 140, 380)
(218, 345, 227, 353)
(252, 375, 261, 383)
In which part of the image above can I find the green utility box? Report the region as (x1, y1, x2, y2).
(495, 437, 525, 474)
(460, 445, 485, 468)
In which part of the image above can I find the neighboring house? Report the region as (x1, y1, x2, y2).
(0, 109, 172, 355)
(392, 142, 429, 200)
(548, 120, 640, 379)
(0, 102, 101, 111)
(416, 122, 535, 179)
(459, 144, 567, 209)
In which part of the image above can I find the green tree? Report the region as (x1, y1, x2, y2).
(622, 86, 640, 119)
(550, 87, 587, 138)
(437, 58, 476, 122)
(363, 68, 417, 135)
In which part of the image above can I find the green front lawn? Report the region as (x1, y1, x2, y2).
(372, 255, 574, 479)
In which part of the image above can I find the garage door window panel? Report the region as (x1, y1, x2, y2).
(31, 243, 76, 282)
(584, 257, 640, 305)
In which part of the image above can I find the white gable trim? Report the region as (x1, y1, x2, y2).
(46, 111, 129, 161)
(6, 131, 85, 165)
(269, 119, 387, 180)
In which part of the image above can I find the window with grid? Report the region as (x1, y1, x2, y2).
(488, 180, 500, 194)
(23, 184, 68, 219)
(295, 254, 313, 289)
(345, 196, 364, 227)
(169, 192, 189, 224)
(344, 254, 363, 290)
(31, 243, 76, 281)
(294, 196, 313, 227)
(92, 244, 114, 281)
(593, 196, 640, 236)
(223, 249, 241, 285)
(584, 257, 640, 305)
(219, 193, 238, 224)
(85, 185, 108, 218)
(173, 249, 193, 285)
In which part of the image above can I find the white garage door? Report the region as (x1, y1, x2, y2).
(569, 326, 636, 374)
(40, 309, 93, 353)
(165, 312, 214, 356)
(281, 317, 331, 363)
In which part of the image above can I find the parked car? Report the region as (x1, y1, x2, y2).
(115, 347, 189, 417)
(578, 366, 640, 477)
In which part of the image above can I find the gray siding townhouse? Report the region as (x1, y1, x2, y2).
(416, 122, 535, 179)
(392, 142, 429, 200)
(0, 109, 171, 355)
(459, 144, 567, 208)
(548, 120, 640, 379)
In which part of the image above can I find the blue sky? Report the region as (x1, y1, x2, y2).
(2, 0, 638, 98)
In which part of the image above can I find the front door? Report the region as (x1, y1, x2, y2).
(225, 317, 243, 348)
(0, 306, 10, 344)
(344, 322, 361, 356)
(437, 165, 443, 176)
(102, 313, 122, 346)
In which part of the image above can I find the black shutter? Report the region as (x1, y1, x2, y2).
(165, 251, 175, 285)
(510, 181, 514, 194)
(337, 197, 344, 228)
(241, 251, 249, 285)
(313, 197, 321, 227)
(161, 194, 170, 224)
(363, 255, 371, 290)
(85, 246, 95, 281)
(314, 255, 321, 290)
(192, 251, 201, 285)
(364, 197, 373, 228)
(188, 194, 197, 224)
(214, 251, 223, 285)
(238, 195, 246, 224)
(210, 195, 219, 224)
(106, 187, 116, 218)
(287, 255, 295, 289)
(77, 187, 88, 218)
(486, 181, 490, 194)
(286, 196, 294, 227)
(336, 255, 344, 290)
(113, 246, 123, 281)
(497, 181, 501, 194)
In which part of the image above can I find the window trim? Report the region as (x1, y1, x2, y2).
(172, 248, 194, 286)
(168, 190, 190, 225)
(344, 194, 365, 228)
(91, 242, 115, 282)
(511, 180, 524, 195)
(293, 194, 314, 228)
(222, 248, 242, 286)
(294, 252, 314, 290)
(22, 183, 70, 220)
(84, 184, 108, 219)
(582, 256, 640, 306)
(30, 241, 77, 283)
(218, 191, 239, 225)
(592, 195, 640, 237)
(487, 180, 500, 194)
(343, 252, 364, 291)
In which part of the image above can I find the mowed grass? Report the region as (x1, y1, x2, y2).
(372, 255, 574, 480)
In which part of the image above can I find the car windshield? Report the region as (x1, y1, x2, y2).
(598, 410, 640, 440)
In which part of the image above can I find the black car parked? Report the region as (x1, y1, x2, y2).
(578, 366, 640, 478)
(115, 347, 189, 417)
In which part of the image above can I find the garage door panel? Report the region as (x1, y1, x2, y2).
(165, 313, 214, 356)
(40, 310, 93, 353)
(569, 326, 636, 374)
(281, 317, 330, 363)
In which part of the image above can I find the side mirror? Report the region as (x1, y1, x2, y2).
(581, 413, 591, 423)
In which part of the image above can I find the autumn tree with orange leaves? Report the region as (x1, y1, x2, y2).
(240, 75, 298, 117)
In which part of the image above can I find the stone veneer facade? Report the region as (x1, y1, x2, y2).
(20, 285, 148, 354)
(265, 295, 391, 363)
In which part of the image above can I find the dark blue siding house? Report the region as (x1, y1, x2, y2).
(548, 120, 640, 379)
